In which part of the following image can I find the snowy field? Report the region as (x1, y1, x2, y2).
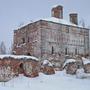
(0, 70, 90, 90)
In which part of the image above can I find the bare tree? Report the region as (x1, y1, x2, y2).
(8, 42, 13, 54)
(0, 41, 6, 54)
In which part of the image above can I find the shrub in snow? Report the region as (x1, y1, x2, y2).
(41, 60, 55, 75)
(76, 68, 86, 79)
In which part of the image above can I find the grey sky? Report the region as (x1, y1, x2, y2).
(0, 0, 90, 50)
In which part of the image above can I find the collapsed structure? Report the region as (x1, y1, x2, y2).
(13, 5, 89, 67)
(0, 55, 39, 81)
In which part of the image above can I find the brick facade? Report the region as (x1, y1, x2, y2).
(13, 5, 89, 67)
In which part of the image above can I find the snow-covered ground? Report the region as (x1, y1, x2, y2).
(0, 70, 90, 90)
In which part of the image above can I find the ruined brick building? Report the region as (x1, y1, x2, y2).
(13, 5, 89, 67)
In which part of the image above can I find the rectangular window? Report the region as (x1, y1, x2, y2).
(75, 48, 77, 55)
(65, 48, 67, 55)
(51, 46, 54, 54)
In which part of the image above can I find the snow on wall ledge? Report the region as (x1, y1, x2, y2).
(0, 55, 39, 61)
(43, 60, 53, 66)
(63, 59, 76, 67)
(82, 57, 90, 65)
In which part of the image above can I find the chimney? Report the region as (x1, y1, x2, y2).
(69, 13, 78, 25)
(51, 5, 63, 19)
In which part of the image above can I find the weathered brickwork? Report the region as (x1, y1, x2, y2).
(13, 20, 89, 66)
(0, 56, 39, 81)
(13, 5, 89, 67)
(13, 21, 42, 59)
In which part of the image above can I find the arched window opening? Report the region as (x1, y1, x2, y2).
(19, 63, 24, 74)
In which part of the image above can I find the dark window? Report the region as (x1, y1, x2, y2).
(75, 48, 77, 55)
(51, 46, 54, 54)
(19, 63, 23, 69)
(19, 63, 24, 74)
(22, 38, 25, 43)
(28, 37, 29, 42)
(65, 48, 67, 55)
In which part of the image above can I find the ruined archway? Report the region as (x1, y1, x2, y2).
(19, 63, 24, 74)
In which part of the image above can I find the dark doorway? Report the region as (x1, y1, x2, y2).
(19, 63, 24, 74)
(27, 53, 31, 56)
(20, 63, 23, 69)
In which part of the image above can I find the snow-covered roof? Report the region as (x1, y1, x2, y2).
(63, 59, 76, 67)
(16, 17, 84, 30)
(52, 5, 62, 8)
(82, 57, 90, 65)
(0, 55, 38, 61)
(43, 60, 52, 66)
(42, 17, 77, 26)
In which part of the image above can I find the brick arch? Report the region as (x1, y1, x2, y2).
(19, 63, 24, 74)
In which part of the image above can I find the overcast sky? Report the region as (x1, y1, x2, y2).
(0, 0, 90, 51)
